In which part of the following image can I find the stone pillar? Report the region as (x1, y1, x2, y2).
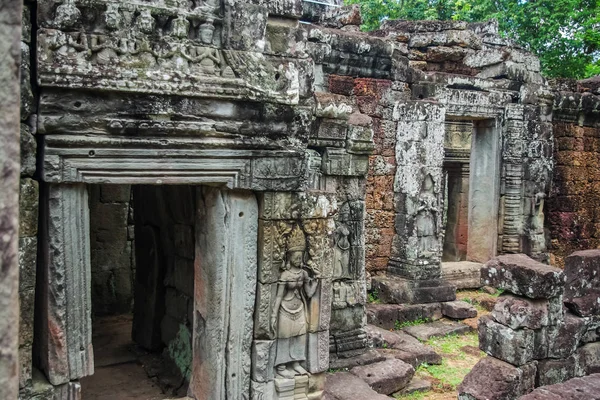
(389, 100, 446, 280)
(190, 187, 258, 400)
(37, 184, 93, 385)
(0, 0, 23, 398)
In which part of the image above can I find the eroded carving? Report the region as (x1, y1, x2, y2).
(271, 227, 320, 379)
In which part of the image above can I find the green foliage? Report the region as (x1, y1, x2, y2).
(344, 0, 600, 78)
(426, 331, 481, 356)
(368, 289, 381, 304)
(394, 390, 427, 399)
(394, 317, 430, 330)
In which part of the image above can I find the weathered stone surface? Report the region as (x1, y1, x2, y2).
(403, 320, 472, 341)
(366, 325, 442, 366)
(366, 303, 442, 330)
(20, 124, 36, 177)
(479, 316, 534, 366)
(491, 294, 554, 330)
(441, 261, 482, 289)
(442, 301, 478, 319)
(393, 376, 431, 396)
(519, 374, 600, 400)
(481, 255, 565, 299)
(350, 359, 414, 395)
(576, 342, 600, 376)
(371, 275, 456, 304)
(536, 356, 578, 387)
(563, 250, 600, 317)
(458, 357, 537, 400)
(19, 178, 38, 237)
(324, 372, 390, 400)
(328, 349, 386, 370)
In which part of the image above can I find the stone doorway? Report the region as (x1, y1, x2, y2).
(35, 183, 258, 400)
(442, 119, 501, 265)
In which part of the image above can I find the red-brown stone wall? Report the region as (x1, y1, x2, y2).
(548, 121, 600, 266)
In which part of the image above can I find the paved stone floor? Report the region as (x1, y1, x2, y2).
(80, 314, 165, 400)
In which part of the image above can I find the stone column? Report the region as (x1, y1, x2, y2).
(0, 0, 23, 398)
(37, 184, 93, 385)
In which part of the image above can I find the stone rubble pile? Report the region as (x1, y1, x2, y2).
(458, 252, 600, 399)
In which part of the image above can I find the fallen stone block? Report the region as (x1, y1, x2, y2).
(442, 300, 478, 319)
(323, 372, 390, 400)
(393, 376, 431, 396)
(547, 312, 585, 359)
(403, 320, 472, 341)
(458, 357, 537, 400)
(520, 374, 600, 400)
(491, 294, 554, 330)
(441, 261, 482, 289)
(479, 316, 534, 366)
(536, 356, 577, 387)
(350, 359, 415, 395)
(481, 254, 565, 299)
(371, 275, 456, 304)
(581, 316, 600, 343)
(576, 342, 600, 376)
(564, 250, 600, 317)
(328, 349, 386, 370)
(366, 303, 441, 330)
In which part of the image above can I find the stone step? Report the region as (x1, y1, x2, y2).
(350, 359, 415, 395)
(403, 319, 472, 341)
(366, 325, 442, 367)
(366, 303, 442, 330)
(323, 372, 390, 400)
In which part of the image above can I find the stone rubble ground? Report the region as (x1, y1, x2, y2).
(325, 298, 481, 399)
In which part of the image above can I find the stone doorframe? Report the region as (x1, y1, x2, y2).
(36, 135, 333, 399)
(391, 85, 536, 278)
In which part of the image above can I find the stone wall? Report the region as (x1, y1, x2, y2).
(458, 252, 600, 399)
(18, 2, 38, 395)
(89, 185, 134, 316)
(0, 0, 24, 399)
(549, 78, 600, 267)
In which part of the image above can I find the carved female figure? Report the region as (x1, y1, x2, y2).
(271, 229, 319, 379)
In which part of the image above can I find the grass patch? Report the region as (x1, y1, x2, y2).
(417, 360, 473, 389)
(426, 332, 480, 355)
(394, 391, 427, 400)
(394, 317, 430, 330)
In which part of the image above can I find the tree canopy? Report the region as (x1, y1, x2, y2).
(344, 0, 600, 78)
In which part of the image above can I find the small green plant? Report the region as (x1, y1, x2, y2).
(382, 342, 388, 349)
(368, 289, 381, 304)
(394, 317, 430, 330)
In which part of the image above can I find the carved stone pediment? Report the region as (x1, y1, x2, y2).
(37, 0, 302, 103)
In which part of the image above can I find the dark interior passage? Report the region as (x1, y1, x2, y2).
(82, 185, 197, 400)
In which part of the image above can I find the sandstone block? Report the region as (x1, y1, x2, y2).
(324, 372, 390, 400)
(576, 342, 600, 376)
(481, 254, 565, 299)
(458, 357, 537, 400)
(441, 261, 482, 289)
(442, 301, 477, 319)
(479, 316, 534, 366)
(366, 325, 442, 366)
(366, 303, 442, 330)
(536, 356, 577, 387)
(350, 359, 414, 395)
(20, 123, 36, 177)
(520, 374, 600, 400)
(371, 275, 455, 305)
(403, 320, 471, 341)
(564, 249, 600, 317)
(19, 178, 39, 237)
(491, 294, 554, 330)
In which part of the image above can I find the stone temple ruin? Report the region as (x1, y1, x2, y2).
(0, 0, 599, 399)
